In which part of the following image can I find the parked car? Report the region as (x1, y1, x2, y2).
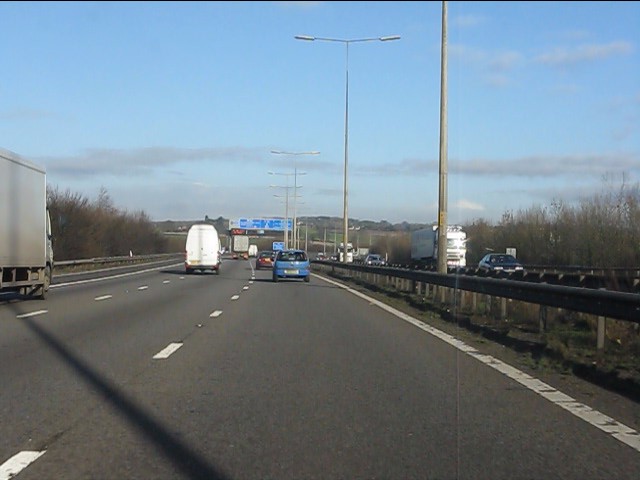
(364, 253, 386, 266)
(478, 253, 524, 273)
(272, 249, 311, 282)
(255, 250, 275, 270)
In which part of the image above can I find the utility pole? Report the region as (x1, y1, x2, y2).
(437, 0, 449, 274)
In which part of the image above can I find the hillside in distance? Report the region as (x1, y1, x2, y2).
(154, 216, 433, 234)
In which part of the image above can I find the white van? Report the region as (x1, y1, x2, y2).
(185, 224, 221, 274)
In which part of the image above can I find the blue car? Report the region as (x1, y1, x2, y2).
(272, 249, 311, 282)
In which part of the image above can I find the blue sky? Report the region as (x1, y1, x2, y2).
(2, 1, 638, 224)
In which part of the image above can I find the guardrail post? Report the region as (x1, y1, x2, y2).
(539, 306, 547, 333)
(501, 297, 507, 321)
(472, 292, 477, 314)
(597, 316, 606, 363)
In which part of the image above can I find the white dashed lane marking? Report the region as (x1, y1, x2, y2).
(231, 295, 240, 301)
(16, 310, 48, 319)
(153, 343, 183, 359)
(0, 451, 46, 480)
(210, 310, 223, 318)
(94, 295, 112, 301)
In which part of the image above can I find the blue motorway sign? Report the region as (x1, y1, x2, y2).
(272, 241, 285, 251)
(233, 218, 293, 231)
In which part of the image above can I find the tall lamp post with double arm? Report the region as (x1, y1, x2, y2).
(294, 34, 400, 262)
(270, 150, 319, 249)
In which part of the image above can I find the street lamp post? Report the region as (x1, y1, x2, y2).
(270, 185, 291, 249)
(295, 34, 400, 263)
(269, 171, 302, 249)
(270, 150, 319, 249)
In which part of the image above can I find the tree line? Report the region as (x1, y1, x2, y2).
(464, 176, 640, 267)
(47, 186, 170, 261)
(368, 176, 640, 268)
(48, 175, 640, 268)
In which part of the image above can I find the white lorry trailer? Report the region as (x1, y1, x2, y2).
(338, 242, 354, 263)
(0, 148, 54, 299)
(231, 234, 250, 259)
(410, 225, 467, 268)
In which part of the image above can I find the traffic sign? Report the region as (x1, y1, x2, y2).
(272, 241, 285, 251)
(232, 218, 292, 231)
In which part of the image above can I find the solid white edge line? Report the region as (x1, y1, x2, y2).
(51, 263, 183, 289)
(153, 343, 183, 359)
(16, 310, 48, 319)
(314, 273, 640, 453)
(94, 295, 113, 301)
(210, 310, 223, 318)
(0, 451, 46, 480)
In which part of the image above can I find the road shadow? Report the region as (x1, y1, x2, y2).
(11, 305, 233, 480)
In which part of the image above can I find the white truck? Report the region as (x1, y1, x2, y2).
(231, 234, 250, 259)
(338, 242, 354, 263)
(0, 148, 54, 299)
(410, 224, 467, 268)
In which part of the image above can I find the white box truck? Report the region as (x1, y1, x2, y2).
(231, 234, 250, 260)
(410, 224, 467, 268)
(0, 148, 54, 299)
(338, 242, 354, 263)
(185, 223, 221, 274)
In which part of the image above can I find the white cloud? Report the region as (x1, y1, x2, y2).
(455, 199, 485, 211)
(535, 41, 634, 67)
(453, 14, 486, 28)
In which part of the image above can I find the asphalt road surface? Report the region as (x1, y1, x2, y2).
(1, 258, 639, 479)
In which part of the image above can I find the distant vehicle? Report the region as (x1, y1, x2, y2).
(185, 223, 221, 274)
(315, 252, 327, 261)
(272, 249, 310, 283)
(248, 244, 258, 258)
(364, 254, 386, 266)
(231, 234, 250, 260)
(478, 253, 524, 273)
(255, 250, 275, 270)
(410, 225, 467, 268)
(0, 148, 54, 299)
(337, 242, 354, 263)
